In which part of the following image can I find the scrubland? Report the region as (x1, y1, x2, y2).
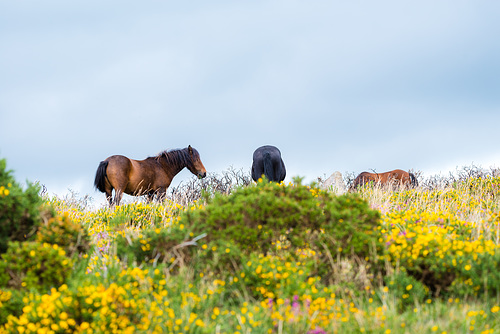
(1, 160, 499, 334)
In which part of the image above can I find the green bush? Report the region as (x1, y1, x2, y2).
(36, 212, 91, 257)
(115, 226, 197, 269)
(182, 179, 382, 261)
(0, 241, 73, 292)
(0, 158, 42, 254)
(385, 271, 429, 310)
(0, 289, 24, 326)
(239, 251, 322, 300)
(447, 250, 500, 298)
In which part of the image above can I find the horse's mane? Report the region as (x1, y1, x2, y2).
(154, 148, 199, 167)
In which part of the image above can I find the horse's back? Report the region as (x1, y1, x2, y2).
(352, 172, 377, 188)
(387, 169, 407, 177)
(111, 156, 164, 194)
(252, 146, 281, 159)
(105, 155, 133, 173)
(385, 169, 412, 184)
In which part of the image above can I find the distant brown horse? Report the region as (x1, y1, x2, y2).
(351, 169, 418, 190)
(94, 146, 206, 206)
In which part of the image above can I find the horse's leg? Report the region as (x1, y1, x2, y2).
(146, 191, 155, 203)
(106, 191, 113, 206)
(155, 187, 167, 203)
(104, 183, 114, 207)
(113, 190, 123, 206)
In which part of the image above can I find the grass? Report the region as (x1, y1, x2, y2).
(1, 166, 500, 333)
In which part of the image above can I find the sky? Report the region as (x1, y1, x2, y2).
(1, 1, 500, 205)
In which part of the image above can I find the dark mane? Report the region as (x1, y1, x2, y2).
(154, 148, 199, 168)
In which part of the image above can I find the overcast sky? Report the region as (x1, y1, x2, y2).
(1, 1, 499, 204)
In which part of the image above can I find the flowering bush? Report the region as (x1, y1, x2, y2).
(383, 207, 500, 297)
(0, 158, 42, 254)
(384, 271, 429, 310)
(36, 212, 91, 258)
(115, 225, 196, 269)
(183, 179, 382, 263)
(1, 160, 500, 333)
(0, 242, 73, 292)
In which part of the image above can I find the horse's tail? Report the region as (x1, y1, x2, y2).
(409, 172, 418, 187)
(94, 161, 109, 193)
(263, 152, 275, 181)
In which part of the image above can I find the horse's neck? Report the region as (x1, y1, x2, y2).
(159, 156, 188, 178)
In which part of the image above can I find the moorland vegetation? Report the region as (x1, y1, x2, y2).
(0, 157, 499, 333)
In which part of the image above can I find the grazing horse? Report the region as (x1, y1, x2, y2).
(351, 169, 418, 190)
(251, 145, 286, 182)
(94, 146, 206, 206)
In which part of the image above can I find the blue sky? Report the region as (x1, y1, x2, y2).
(1, 1, 499, 203)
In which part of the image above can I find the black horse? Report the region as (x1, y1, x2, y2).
(251, 145, 286, 182)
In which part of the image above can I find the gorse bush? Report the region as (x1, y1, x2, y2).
(384, 271, 429, 310)
(115, 226, 196, 268)
(385, 209, 500, 297)
(240, 251, 322, 300)
(0, 241, 73, 292)
(0, 289, 24, 326)
(36, 212, 91, 258)
(183, 178, 382, 264)
(2, 157, 500, 333)
(115, 179, 383, 287)
(0, 158, 42, 254)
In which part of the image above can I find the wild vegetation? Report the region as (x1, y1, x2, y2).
(0, 157, 499, 333)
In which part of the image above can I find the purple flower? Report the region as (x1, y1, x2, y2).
(268, 298, 273, 309)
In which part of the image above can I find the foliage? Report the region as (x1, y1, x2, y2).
(384, 208, 500, 297)
(115, 225, 197, 269)
(384, 271, 430, 310)
(1, 159, 500, 333)
(0, 158, 42, 254)
(0, 289, 24, 326)
(239, 251, 322, 300)
(182, 179, 382, 264)
(36, 212, 91, 258)
(0, 241, 73, 292)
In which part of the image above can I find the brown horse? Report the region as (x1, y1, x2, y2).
(94, 146, 206, 206)
(351, 169, 418, 190)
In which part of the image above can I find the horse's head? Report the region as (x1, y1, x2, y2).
(187, 145, 207, 179)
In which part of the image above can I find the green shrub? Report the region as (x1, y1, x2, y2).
(447, 249, 500, 298)
(239, 251, 321, 300)
(182, 179, 382, 262)
(385, 271, 429, 310)
(36, 212, 91, 257)
(115, 226, 197, 269)
(0, 241, 73, 292)
(0, 158, 42, 254)
(0, 289, 24, 326)
(385, 211, 500, 297)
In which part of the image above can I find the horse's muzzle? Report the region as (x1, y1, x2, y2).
(198, 171, 207, 179)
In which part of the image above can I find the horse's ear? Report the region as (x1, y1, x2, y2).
(188, 145, 193, 154)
